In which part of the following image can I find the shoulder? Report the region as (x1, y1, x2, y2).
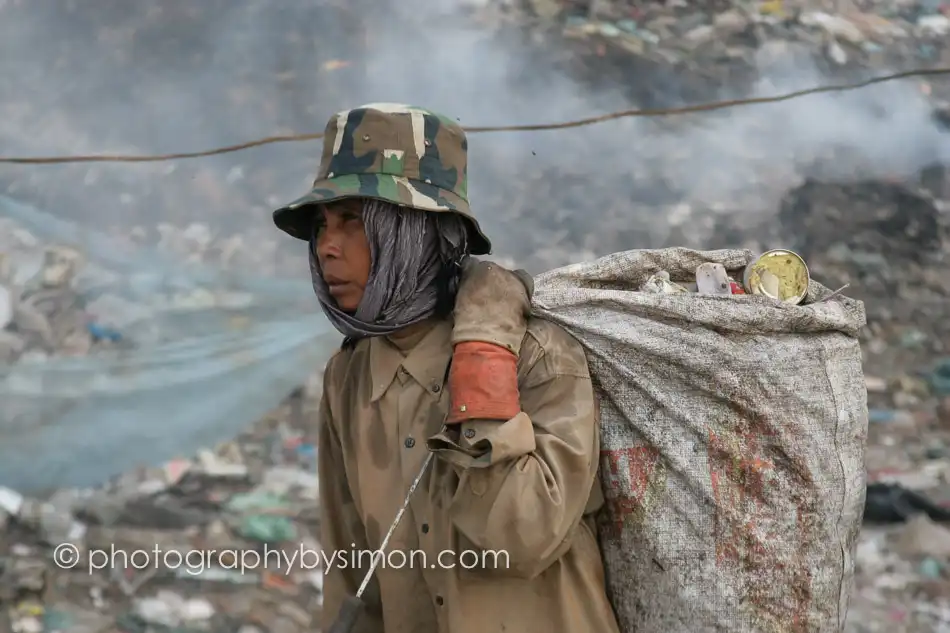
(321, 337, 370, 399)
(517, 316, 590, 384)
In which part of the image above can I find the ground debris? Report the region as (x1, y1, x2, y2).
(1, 0, 949, 630)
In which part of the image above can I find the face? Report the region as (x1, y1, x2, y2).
(313, 199, 371, 312)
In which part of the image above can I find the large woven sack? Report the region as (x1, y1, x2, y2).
(531, 247, 868, 633)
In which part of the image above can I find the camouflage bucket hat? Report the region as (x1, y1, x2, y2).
(272, 103, 491, 255)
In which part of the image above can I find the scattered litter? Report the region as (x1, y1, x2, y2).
(2, 1, 949, 631)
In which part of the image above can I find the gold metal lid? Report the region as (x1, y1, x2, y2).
(743, 249, 810, 304)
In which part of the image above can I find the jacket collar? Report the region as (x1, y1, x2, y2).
(368, 317, 452, 402)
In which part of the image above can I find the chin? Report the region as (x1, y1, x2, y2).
(335, 297, 361, 312)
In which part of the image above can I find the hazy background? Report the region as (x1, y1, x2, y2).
(0, 6, 947, 628)
(0, 0, 947, 277)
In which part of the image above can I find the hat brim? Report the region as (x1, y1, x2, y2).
(272, 173, 491, 255)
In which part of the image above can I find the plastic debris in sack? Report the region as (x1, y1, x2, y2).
(694, 262, 732, 295)
(638, 248, 810, 304)
(641, 271, 689, 295)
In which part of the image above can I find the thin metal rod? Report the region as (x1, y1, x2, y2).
(355, 450, 435, 598)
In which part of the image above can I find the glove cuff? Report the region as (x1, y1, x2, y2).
(446, 341, 520, 424)
(449, 328, 525, 354)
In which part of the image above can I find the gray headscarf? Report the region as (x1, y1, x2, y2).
(309, 198, 470, 339)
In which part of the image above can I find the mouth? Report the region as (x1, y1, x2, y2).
(322, 273, 346, 285)
(324, 278, 350, 296)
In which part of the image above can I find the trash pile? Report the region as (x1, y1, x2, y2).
(0, 212, 300, 364)
(849, 401, 950, 631)
(0, 217, 311, 368)
(0, 237, 104, 364)
(0, 0, 948, 631)
(0, 196, 336, 493)
(513, 0, 950, 76)
(0, 390, 323, 633)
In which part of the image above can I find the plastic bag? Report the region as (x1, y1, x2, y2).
(532, 247, 868, 633)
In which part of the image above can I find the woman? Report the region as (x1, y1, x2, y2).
(272, 103, 620, 633)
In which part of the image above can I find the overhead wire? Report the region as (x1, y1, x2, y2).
(0, 67, 945, 165)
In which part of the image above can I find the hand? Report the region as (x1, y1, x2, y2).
(451, 258, 533, 353)
(447, 259, 533, 424)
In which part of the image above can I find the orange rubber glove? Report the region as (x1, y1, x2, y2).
(447, 259, 533, 424)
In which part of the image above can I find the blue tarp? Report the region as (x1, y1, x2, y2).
(0, 196, 339, 491)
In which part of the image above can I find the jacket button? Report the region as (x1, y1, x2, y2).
(463, 428, 476, 439)
(432, 384, 440, 393)
(421, 523, 429, 533)
(435, 596, 444, 606)
(404, 437, 415, 448)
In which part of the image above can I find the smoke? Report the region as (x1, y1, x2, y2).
(0, 0, 946, 276)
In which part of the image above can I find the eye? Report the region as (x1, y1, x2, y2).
(311, 216, 326, 239)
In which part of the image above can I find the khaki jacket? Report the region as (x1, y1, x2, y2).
(318, 315, 621, 633)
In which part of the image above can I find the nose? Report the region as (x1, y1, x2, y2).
(314, 223, 342, 262)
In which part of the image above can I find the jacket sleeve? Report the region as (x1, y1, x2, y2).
(425, 321, 600, 579)
(318, 373, 385, 633)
